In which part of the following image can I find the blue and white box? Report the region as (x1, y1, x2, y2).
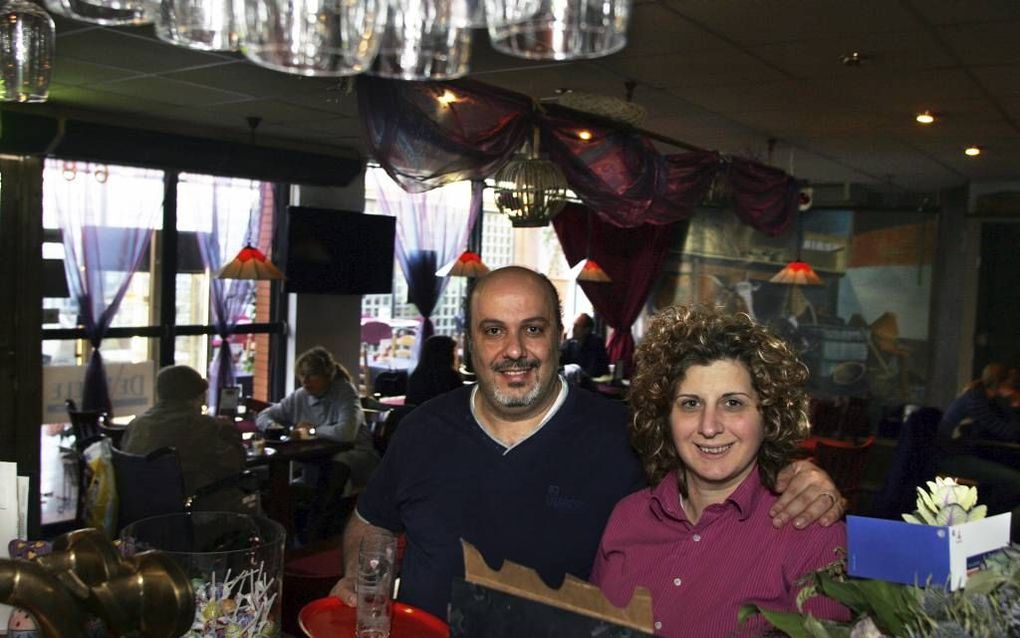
(847, 512, 1011, 590)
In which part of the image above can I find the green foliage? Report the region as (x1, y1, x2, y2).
(742, 545, 1020, 637)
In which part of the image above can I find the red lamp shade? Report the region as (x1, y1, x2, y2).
(217, 245, 284, 280)
(572, 258, 612, 283)
(770, 261, 822, 285)
(436, 251, 490, 278)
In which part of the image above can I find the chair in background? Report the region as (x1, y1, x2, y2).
(814, 435, 876, 513)
(373, 405, 417, 455)
(65, 398, 105, 453)
(808, 397, 843, 438)
(373, 370, 407, 398)
(111, 446, 258, 534)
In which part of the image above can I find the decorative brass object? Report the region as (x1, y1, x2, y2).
(493, 127, 569, 228)
(0, 528, 195, 638)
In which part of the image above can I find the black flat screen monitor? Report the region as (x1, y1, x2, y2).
(285, 206, 395, 295)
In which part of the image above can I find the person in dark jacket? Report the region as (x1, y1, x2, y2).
(406, 335, 463, 406)
(937, 362, 1020, 539)
(560, 313, 610, 379)
(121, 365, 252, 513)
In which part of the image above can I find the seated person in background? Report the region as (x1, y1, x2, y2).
(937, 362, 1020, 540)
(406, 335, 463, 406)
(121, 365, 252, 513)
(592, 306, 848, 637)
(257, 346, 380, 539)
(560, 313, 610, 380)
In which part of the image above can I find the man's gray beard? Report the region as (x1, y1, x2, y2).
(490, 378, 543, 408)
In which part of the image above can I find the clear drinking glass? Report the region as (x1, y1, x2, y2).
(369, 0, 472, 81)
(156, 0, 245, 51)
(121, 512, 286, 638)
(0, 0, 55, 103)
(45, 0, 154, 26)
(356, 530, 396, 638)
(485, 0, 629, 60)
(243, 0, 387, 77)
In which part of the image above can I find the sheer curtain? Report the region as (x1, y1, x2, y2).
(49, 163, 163, 415)
(371, 170, 480, 357)
(186, 176, 267, 411)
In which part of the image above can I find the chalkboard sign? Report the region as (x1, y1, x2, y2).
(449, 579, 656, 638)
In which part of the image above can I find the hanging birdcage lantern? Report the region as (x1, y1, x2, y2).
(492, 127, 568, 228)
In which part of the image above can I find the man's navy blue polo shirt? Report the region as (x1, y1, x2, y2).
(356, 382, 646, 619)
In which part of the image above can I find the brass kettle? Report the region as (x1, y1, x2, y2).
(0, 528, 194, 638)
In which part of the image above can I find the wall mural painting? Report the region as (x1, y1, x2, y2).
(652, 208, 937, 418)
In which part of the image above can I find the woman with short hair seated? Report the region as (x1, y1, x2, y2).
(257, 346, 379, 540)
(591, 306, 848, 637)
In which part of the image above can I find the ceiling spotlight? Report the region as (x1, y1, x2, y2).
(840, 51, 867, 67)
(436, 89, 461, 107)
(915, 111, 936, 125)
(964, 146, 982, 157)
(577, 129, 592, 141)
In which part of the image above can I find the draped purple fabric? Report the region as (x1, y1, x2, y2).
(196, 181, 270, 411)
(358, 76, 533, 193)
(553, 203, 685, 371)
(358, 77, 799, 235)
(540, 105, 720, 226)
(52, 163, 162, 416)
(371, 170, 481, 357)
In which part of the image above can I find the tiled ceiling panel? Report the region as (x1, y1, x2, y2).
(10, 0, 1015, 196)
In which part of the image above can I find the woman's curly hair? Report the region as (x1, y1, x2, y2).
(629, 305, 810, 494)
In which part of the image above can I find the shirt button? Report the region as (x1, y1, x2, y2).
(654, 621, 662, 630)
(692, 533, 702, 542)
(673, 577, 682, 586)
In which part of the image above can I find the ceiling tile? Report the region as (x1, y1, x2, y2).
(163, 61, 340, 99)
(597, 49, 785, 90)
(56, 28, 229, 75)
(937, 20, 1020, 66)
(663, 0, 918, 47)
(52, 58, 140, 86)
(93, 76, 252, 106)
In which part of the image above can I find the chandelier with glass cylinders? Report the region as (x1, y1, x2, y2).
(1, 0, 632, 102)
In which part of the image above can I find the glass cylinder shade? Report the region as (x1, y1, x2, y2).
(485, 0, 629, 60)
(45, 0, 154, 26)
(243, 0, 386, 77)
(156, 0, 244, 51)
(121, 512, 286, 638)
(1, 0, 54, 103)
(369, 0, 472, 81)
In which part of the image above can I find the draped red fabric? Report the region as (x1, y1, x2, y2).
(726, 158, 801, 237)
(357, 77, 801, 235)
(553, 204, 686, 371)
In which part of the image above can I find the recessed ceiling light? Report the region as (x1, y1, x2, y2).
(915, 110, 936, 125)
(964, 146, 982, 157)
(840, 51, 867, 66)
(577, 130, 592, 141)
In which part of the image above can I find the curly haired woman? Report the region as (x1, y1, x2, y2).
(591, 306, 848, 637)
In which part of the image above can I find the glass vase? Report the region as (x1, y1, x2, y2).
(121, 512, 286, 638)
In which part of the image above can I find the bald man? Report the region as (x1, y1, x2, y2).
(331, 266, 844, 619)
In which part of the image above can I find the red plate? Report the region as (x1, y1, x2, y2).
(299, 597, 449, 638)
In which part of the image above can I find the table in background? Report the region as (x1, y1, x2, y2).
(299, 597, 448, 638)
(246, 437, 351, 538)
